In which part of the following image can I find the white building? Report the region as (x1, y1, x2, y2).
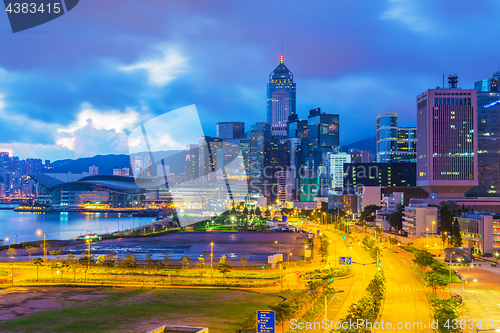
(89, 165, 99, 175)
(322, 152, 351, 190)
(376, 192, 404, 231)
(457, 212, 495, 254)
(403, 202, 438, 238)
(113, 167, 131, 176)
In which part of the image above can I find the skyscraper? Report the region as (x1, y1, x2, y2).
(468, 72, 500, 197)
(304, 108, 339, 169)
(376, 113, 416, 163)
(216, 122, 245, 139)
(267, 54, 296, 137)
(249, 122, 271, 195)
(416, 75, 478, 198)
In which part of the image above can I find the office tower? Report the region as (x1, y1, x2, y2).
(89, 165, 99, 175)
(468, 72, 500, 197)
(267, 54, 296, 137)
(25, 158, 43, 174)
(416, 75, 478, 198)
(304, 108, 340, 169)
(185, 144, 200, 180)
(216, 122, 245, 139)
(44, 160, 50, 168)
(323, 152, 351, 190)
(199, 136, 222, 180)
(351, 150, 371, 163)
(249, 122, 271, 195)
(343, 162, 416, 189)
(286, 114, 308, 139)
(376, 113, 416, 162)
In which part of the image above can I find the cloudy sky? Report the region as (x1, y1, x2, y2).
(0, 0, 499, 160)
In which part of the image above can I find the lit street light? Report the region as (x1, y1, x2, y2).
(36, 230, 46, 262)
(307, 289, 344, 321)
(4, 237, 10, 249)
(210, 242, 214, 283)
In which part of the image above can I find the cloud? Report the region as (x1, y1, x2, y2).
(119, 45, 188, 87)
(57, 103, 144, 135)
(379, 0, 434, 34)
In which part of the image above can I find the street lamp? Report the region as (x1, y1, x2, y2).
(36, 230, 46, 262)
(495, 252, 499, 266)
(432, 221, 436, 235)
(210, 242, 214, 283)
(4, 237, 10, 249)
(304, 245, 308, 263)
(275, 240, 281, 255)
(448, 251, 455, 298)
(288, 252, 292, 263)
(352, 261, 377, 289)
(307, 289, 344, 321)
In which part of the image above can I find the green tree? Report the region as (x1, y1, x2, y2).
(430, 297, 461, 333)
(413, 250, 434, 271)
(25, 246, 38, 261)
(239, 253, 251, 270)
(181, 256, 192, 269)
(243, 206, 249, 215)
(218, 262, 232, 281)
(33, 257, 43, 281)
(255, 206, 262, 216)
(451, 218, 463, 247)
(120, 254, 137, 268)
(6, 248, 17, 261)
(360, 204, 381, 223)
(387, 204, 404, 230)
(426, 272, 448, 294)
(162, 253, 171, 267)
(339, 294, 377, 333)
(49, 249, 63, 261)
(440, 203, 454, 246)
(318, 235, 330, 262)
(270, 301, 299, 332)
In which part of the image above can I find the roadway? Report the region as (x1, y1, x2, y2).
(373, 246, 432, 332)
(301, 226, 432, 332)
(449, 264, 500, 333)
(302, 226, 376, 333)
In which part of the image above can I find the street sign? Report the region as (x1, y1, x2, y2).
(257, 310, 275, 333)
(339, 256, 352, 265)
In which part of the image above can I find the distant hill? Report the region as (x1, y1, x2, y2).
(48, 151, 186, 175)
(341, 136, 376, 153)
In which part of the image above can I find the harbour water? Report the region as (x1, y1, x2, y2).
(0, 208, 156, 244)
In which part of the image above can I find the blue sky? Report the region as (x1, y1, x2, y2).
(0, 0, 499, 160)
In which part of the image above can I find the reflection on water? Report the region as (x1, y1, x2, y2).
(0, 209, 155, 243)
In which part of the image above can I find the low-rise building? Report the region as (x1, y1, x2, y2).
(402, 202, 438, 238)
(457, 212, 495, 254)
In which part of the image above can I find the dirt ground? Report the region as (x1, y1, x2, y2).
(0, 287, 106, 321)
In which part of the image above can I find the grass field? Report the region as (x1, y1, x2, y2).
(0, 287, 281, 333)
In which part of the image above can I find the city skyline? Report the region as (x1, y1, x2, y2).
(1, 1, 500, 160)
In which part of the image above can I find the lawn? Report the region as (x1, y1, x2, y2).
(0, 288, 281, 333)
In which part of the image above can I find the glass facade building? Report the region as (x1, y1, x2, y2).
(376, 113, 416, 163)
(267, 55, 296, 137)
(216, 122, 245, 139)
(416, 83, 478, 198)
(467, 73, 500, 197)
(304, 108, 340, 169)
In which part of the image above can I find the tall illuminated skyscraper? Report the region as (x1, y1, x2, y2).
(416, 75, 478, 198)
(267, 54, 296, 137)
